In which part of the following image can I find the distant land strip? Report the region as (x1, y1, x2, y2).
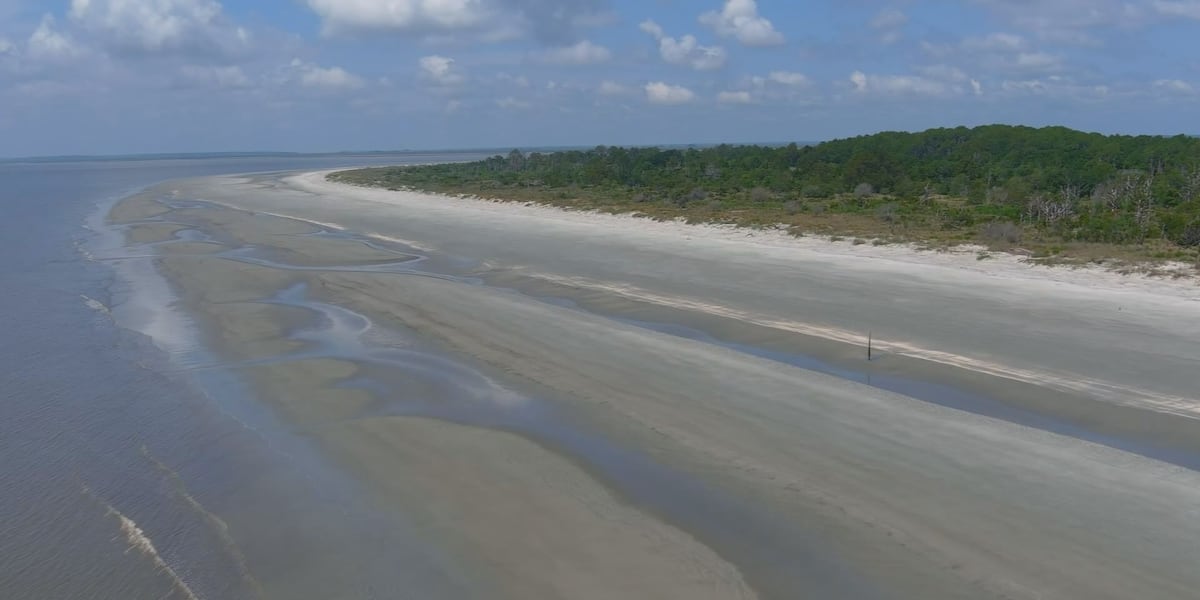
(332, 125, 1200, 274)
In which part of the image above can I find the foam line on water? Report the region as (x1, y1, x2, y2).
(80, 483, 201, 600)
(81, 295, 111, 315)
(140, 446, 262, 597)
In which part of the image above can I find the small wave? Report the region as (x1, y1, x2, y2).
(75, 239, 97, 262)
(80, 483, 201, 600)
(81, 295, 111, 315)
(244, 208, 346, 233)
(364, 232, 435, 253)
(141, 446, 261, 596)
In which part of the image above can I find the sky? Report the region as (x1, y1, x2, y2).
(1, 0, 1198, 156)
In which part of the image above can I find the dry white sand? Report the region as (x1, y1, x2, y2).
(292, 171, 1200, 298)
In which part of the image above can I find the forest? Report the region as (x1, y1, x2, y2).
(332, 125, 1200, 261)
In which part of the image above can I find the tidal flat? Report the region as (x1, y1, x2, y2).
(105, 172, 1200, 600)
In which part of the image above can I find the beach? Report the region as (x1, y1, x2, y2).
(107, 170, 1200, 599)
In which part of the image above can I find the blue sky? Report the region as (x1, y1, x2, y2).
(1, 0, 1198, 156)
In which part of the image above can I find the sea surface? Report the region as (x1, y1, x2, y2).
(0, 153, 490, 599)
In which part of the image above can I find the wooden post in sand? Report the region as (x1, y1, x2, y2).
(867, 331, 873, 361)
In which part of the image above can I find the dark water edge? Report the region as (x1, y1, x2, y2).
(0, 154, 490, 600)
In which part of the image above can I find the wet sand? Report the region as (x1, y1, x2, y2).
(108, 174, 1200, 599)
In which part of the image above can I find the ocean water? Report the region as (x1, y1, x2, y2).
(0, 154, 489, 599)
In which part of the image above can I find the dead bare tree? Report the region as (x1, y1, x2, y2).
(1025, 190, 1076, 226)
(985, 186, 1008, 206)
(1132, 173, 1156, 243)
(1023, 192, 1046, 224)
(1180, 165, 1200, 204)
(1060, 184, 1082, 210)
(1092, 173, 1139, 213)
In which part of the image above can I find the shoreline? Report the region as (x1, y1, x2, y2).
(327, 169, 1200, 282)
(312, 170, 1200, 297)
(107, 171, 1200, 599)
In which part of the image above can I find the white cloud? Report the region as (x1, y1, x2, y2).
(850, 70, 957, 97)
(419, 55, 464, 85)
(717, 90, 753, 104)
(1014, 52, 1062, 71)
(68, 0, 242, 55)
(766, 71, 808, 86)
(540, 40, 611, 65)
(640, 19, 726, 71)
(307, 0, 488, 33)
(179, 64, 251, 89)
(638, 20, 664, 38)
(742, 71, 817, 103)
(1152, 0, 1200, 19)
(1001, 78, 1047, 94)
(304, 0, 606, 43)
(659, 35, 726, 70)
(645, 81, 695, 105)
(961, 32, 1025, 52)
(28, 15, 82, 61)
(917, 64, 969, 82)
(496, 96, 531, 109)
(870, 7, 907, 41)
(597, 80, 631, 96)
(14, 80, 79, 98)
(699, 0, 784, 46)
(971, 79, 983, 96)
(870, 8, 908, 30)
(850, 71, 868, 92)
(1154, 79, 1196, 94)
(925, 32, 1061, 75)
(969, 0, 1152, 42)
(0, 38, 14, 54)
(999, 75, 1110, 100)
(291, 59, 364, 90)
(495, 72, 530, 87)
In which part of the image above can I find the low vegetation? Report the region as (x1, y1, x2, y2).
(330, 125, 1200, 273)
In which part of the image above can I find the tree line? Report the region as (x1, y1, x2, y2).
(335, 125, 1200, 247)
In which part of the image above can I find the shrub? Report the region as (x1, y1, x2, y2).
(750, 187, 773, 203)
(783, 200, 801, 215)
(875, 202, 900, 224)
(854, 183, 875, 199)
(802, 184, 826, 198)
(1177, 223, 1200, 247)
(983, 221, 1023, 244)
